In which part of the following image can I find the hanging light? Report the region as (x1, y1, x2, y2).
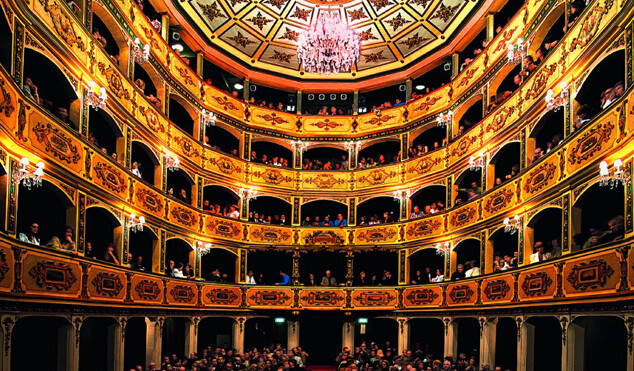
(392, 189, 410, 202)
(241, 188, 258, 201)
(469, 153, 484, 171)
(197, 241, 213, 256)
(165, 152, 180, 171)
(436, 110, 453, 128)
(343, 140, 360, 153)
(503, 215, 521, 234)
(291, 140, 309, 152)
(545, 81, 569, 112)
(128, 213, 145, 233)
(201, 109, 216, 127)
(130, 37, 150, 63)
(15, 157, 45, 190)
(506, 38, 527, 65)
(599, 159, 625, 189)
(86, 81, 107, 110)
(435, 242, 451, 256)
(297, 11, 360, 75)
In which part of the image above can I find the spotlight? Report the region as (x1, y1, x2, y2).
(234, 83, 244, 90)
(415, 85, 425, 91)
(171, 44, 184, 52)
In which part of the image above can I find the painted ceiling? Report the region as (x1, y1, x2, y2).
(173, 0, 485, 82)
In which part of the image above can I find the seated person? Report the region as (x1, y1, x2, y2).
(529, 241, 552, 263)
(102, 243, 120, 265)
(18, 222, 40, 245)
(450, 264, 466, 281)
(276, 270, 290, 285)
(321, 215, 334, 227)
(320, 270, 337, 286)
(464, 260, 480, 277)
(134, 255, 145, 270)
(573, 104, 592, 131)
(409, 205, 424, 219)
(46, 226, 76, 251)
(333, 213, 347, 227)
(354, 271, 370, 286)
(305, 273, 318, 286)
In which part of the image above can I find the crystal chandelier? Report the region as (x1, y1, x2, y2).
(297, 11, 360, 75)
(86, 80, 107, 110)
(343, 140, 360, 153)
(599, 159, 625, 189)
(469, 153, 484, 171)
(130, 38, 150, 63)
(291, 140, 309, 152)
(392, 189, 410, 202)
(436, 110, 453, 128)
(503, 215, 521, 234)
(197, 241, 213, 256)
(201, 109, 216, 127)
(507, 38, 527, 65)
(128, 213, 145, 233)
(435, 242, 451, 256)
(15, 157, 44, 190)
(165, 152, 180, 171)
(242, 188, 258, 201)
(545, 82, 569, 112)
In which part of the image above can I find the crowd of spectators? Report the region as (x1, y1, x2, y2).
(129, 343, 308, 371)
(407, 141, 448, 158)
(203, 202, 240, 219)
(408, 203, 446, 220)
(252, 151, 291, 168)
(302, 156, 348, 170)
(357, 212, 395, 226)
(248, 212, 290, 225)
(301, 214, 348, 227)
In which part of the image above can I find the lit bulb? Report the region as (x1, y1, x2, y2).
(599, 160, 609, 170)
(503, 217, 510, 225)
(88, 80, 96, 89)
(130, 213, 136, 220)
(517, 38, 524, 45)
(138, 216, 145, 224)
(36, 161, 45, 169)
(546, 89, 554, 97)
(134, 38, 140, 45)
(559, 81, 567, 90)
(614, 159, 623, 169)
(514, 215, 520, 221)
(34, 168, 43, 177)
(20, 157, 29, 166)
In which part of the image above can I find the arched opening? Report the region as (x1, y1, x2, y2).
(130, 141, 161, 186)
(250, 141, 293, 166)
(0, 3, 12, 71)
(409, 248, 444, 283)
(162, 317, 190, 358)
(91, 14, 120, 60)
(301, 200, 347, 226)
(300, 251, 347, 286)
(488, 227, 518, 273)
(452, 239, 480, 274)
(91, 4, 129, 70)
(353, 250, 398, 286)
(299, 314, 343, 364)
(123, 317, 147, 370)
(133, 62, 158, 98)
(169, 96, 196, 137)
(454, 168, 482, 205)
(494, 317, 517, 370)
(358, 140, 401, 166)
(528, 110, 564, 165)
(17, 180, 74, 248)
(23, 49, 79, 129)
(410, 126, 447, 155)
(0, 163, 7, 233)
(85, 207, 122, 263)
(525, 316, 562, 371)
(88, 109, 124, 160)
(357, 196, 399, 225)
(247, 250, 293, 285)
(198, 317, 234, 352)
(575, 50, 626, 114)
(493, 0, 525, 33)
(409, 185, 447, 217)
(166, 168, 194, 205)
(202, 185, 239, 214)
(488, 142, 520, 188)
(571, 183, 624, 251)
(526, 207, 563, 261)
(572, 316, 627, 370)
(165, 238, 194, 276)
(455, 97, 483, 137)
(456, 318, 480, 360)
(303, 147, 348, 170)
(128, 227, 158, 272)
(79, 317, 118, 371)
(245, 317, 287, 349)
(11, 316, 72, 370)
(490, 64, 522, 109)
(201, 248, 236, 283)
(205, 125, 240, 155)
(409, 318, 444, 359)
(355, 318, 397, 349)
(248, 196, 292, 224)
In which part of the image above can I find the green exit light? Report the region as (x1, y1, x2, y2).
(358, 318, 368, 324)
(274, 317, 286, 323)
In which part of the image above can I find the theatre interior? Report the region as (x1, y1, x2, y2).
(0, 0, 634, 370)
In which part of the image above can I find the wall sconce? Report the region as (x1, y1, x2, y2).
(242, 188, 258, 201)
(291, 140, 309, 152)
(507, 38, 527, 65)
(128, 213, 145, 233)
(503, 215, 521, 234)
(343, 140, 361, 153)
(599, 159, 624, 189)
(197, 241, 213, 256)
(436, 110, 453, 128)
(130, 38, 150, 63)
(15, 157, 44, 190)
(392, 189, 411, 202)
(435, 242, 451, 256)
(86, 80, 107, 110)
(201, 109, 216, 127)
(469, 152, 484, 171)
(165, 152, 180, 172)
(545, 81, 569, 112)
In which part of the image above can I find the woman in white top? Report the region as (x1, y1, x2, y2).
(465, 260, 481, 277)
(246, 270, 256, 285)
(431, 269, 444, 282)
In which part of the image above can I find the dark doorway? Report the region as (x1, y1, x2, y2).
(299, 314, 343, 365)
